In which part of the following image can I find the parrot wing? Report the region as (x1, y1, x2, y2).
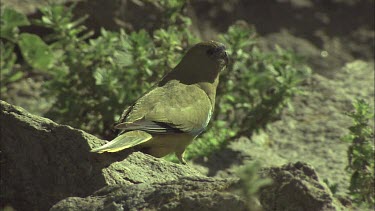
(114, 119, 183, 134)
(118, 80, 213, 136)
(91, 81, 212, 153)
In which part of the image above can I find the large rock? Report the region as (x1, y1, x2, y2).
(0, 101, 239, 210)
(259, 162, 343, 211)
(51, 177, 244, 211)
(0, 101, 346, 211)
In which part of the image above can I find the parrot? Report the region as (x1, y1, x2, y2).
(91, 40, 229, 164)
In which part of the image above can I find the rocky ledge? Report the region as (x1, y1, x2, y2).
(0, 100, 342, 210)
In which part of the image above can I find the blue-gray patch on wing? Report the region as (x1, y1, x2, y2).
(188, 127, 206, 136)
(188, 109, 212, 136)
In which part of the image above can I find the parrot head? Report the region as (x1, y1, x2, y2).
(191, 40, 229, 69)
(160, 41, 229, 85)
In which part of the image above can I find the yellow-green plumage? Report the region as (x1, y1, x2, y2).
(91, 131, 152, 152)
(91, 41, 228, 164)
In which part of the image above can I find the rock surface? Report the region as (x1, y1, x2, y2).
(194, 60, 374, 199)
(0, 101, 244, 210)
(259, 162, 343, 211)
(51, 177, 244, 211)
(1, 100, 345, 211)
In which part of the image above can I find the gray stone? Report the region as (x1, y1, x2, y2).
(0, 101, 224, 210)
(51, 178, 245, 211)
(259, 162, 343, 211)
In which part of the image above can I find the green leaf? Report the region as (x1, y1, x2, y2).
(7, 71, 23, 83)
(0, 7, 30, 41)
(114, 51, 133, 67)
(1, 7, 30, 27)
(93, 68, 105, 85)
(18, 33, 55, 71)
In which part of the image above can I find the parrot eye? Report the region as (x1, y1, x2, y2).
(206, 48, 215, 56)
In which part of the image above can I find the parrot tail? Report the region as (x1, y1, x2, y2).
(90, 130, 152, 153)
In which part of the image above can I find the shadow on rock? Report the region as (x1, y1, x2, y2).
(0, 101, 242, 211)
(193, 145, 247, 177)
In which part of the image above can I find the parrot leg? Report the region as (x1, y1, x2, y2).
(175, 150, 187, 165)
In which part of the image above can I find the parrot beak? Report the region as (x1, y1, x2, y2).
(213, 45, 229, 67)
(223, 51, 229, 66)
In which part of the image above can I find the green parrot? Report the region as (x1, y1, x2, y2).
(91, 40, 229, 164)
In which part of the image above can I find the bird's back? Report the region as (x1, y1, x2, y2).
(123, 79, 213, 136)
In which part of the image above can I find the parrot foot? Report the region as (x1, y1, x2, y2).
(176, 151, 187, 165)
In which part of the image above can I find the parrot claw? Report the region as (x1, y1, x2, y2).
(176, 151, 187, 165)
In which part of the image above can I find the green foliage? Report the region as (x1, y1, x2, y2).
(34, 4, 163, 136)
(32, 3, 93, 45)
(2, 4, 309, 161)
(218, 21, 311, 133)
(342, 99, 374, 207)
(183, 120, 237, 161)
(0, 7, 30, 97)
(145, 0, 186, 25)
(0, 4, 195, 138)
(182, 21, 311, 160)
(0, 41, 21, 95)
(235, 162, 272, 210)
(323, 178, 339, 195)
(0, 7, 30, 41)
(18, 33, 55, 70)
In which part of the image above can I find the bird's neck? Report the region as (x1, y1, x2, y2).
(159, 58, 220, 84)
(195, 77, 219, 106)
(158, 61, 221, 106)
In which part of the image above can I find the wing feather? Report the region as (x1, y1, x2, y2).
(90, 130, 152, 153)
(119, 80, 212, 134)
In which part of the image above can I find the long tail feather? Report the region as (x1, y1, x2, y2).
(91, 130, 152, 153)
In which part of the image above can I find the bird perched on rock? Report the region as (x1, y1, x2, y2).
(91, 41, 228, 164)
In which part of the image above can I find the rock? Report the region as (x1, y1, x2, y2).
(264, 60, 374, 196)
(1, 101, 241, 210)
(193, 136, 288, 177)
(1, 101, 347, 210)
(258, 30, 354, 78)
(51, 177, 245, 211)
(259, 162, 343, 211)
